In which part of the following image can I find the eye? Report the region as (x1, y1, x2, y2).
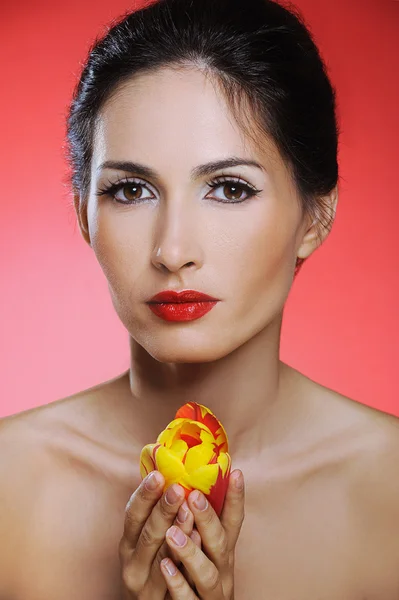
(205, 176, 262, 203)
(95, 177, 155, 204)
(96, 174, 262, 205)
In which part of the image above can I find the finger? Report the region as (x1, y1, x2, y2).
(160, 558, 199, 600)
(146, 500, 195, 595)
(220, 469, 245, 551)
(180, 529, 202, 590)
(165, 526, 223, 599)
(119, 471, 165, 592)
(134, 482, 186, 572)
(189, 529, 201, 548)
(144, 538, 172, 599)
(186, 489, 229, 570)
(174, 506, 196, 590)
(166, 502, 198, 589)
(171, 500, 196, 564)
(119, 471, 164, 561)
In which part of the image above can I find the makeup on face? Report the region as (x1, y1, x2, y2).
(147, 289, 219, 322)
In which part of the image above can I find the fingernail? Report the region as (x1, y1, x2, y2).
(192, 490, 208, 511)
(145, 472, 161, 491)
(162, 558, 177, 576)
(177, 500, 189, 523)
(168, 525, 187, 547)
(234, 471, 244, 490)
(165, 484, 182, 505)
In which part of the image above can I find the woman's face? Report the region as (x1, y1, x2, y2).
(81, 66, 312, 363)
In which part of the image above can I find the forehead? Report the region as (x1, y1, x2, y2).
(93, 66, 283, 178)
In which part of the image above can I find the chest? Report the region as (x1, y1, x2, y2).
(232, 474, 399, 599)
(16, 467, 399, 600)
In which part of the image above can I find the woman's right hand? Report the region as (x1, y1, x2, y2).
(119, 470, 201, 599)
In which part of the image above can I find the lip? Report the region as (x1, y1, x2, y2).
(148, 290, 219, 303)
(147, 289, 220, 322)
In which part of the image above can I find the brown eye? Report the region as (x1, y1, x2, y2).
(205, 177, 260, 203)
(96, 177, 155, 204)
(122, 184, 143, 201)
(223, 183, 243, 201)
(113, 181, 154, 203)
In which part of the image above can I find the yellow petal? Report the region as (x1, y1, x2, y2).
(184, 443, 216, 474)
(158, 417, 215, 450)
(155, 445, 186, 488)
(170, 438, 188, 460)
(140, 443, 157, 479)
(199, 427, 216, 446)
(217, 452, 231, 477)
(183, 463, 219, 494)
(179, 420, 212, 446)
(157, 418, 186, 447)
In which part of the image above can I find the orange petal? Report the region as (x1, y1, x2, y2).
(175, 402, 229, 453)
(183, 421, 215, 449)
(206, 460, 231, 517)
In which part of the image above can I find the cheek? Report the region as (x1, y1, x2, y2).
(90, 208, 150, 295)
(213, 203, 296, 298)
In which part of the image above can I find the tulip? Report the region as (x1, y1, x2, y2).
(140, 402, 231, 516)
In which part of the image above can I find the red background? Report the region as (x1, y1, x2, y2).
(1, 0, 398, 418)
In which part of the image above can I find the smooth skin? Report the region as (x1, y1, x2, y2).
(1, 64, 399, 599)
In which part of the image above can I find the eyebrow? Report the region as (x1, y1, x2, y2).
(96, 157, 266, 180)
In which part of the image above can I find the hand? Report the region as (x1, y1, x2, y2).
(119, 471, 202, 599)
(160, 469, 245, 599)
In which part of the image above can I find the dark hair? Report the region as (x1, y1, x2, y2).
(65, 0, 341, 275)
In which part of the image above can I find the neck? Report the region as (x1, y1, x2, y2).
(124, 312, 302, 462)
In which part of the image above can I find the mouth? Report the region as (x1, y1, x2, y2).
(148, 289, 219, 303)
(147, 289, 220, 322)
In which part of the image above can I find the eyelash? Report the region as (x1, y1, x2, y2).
(95, 174, 262, 205)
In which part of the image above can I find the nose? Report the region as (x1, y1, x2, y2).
(151, 200, 204, 274)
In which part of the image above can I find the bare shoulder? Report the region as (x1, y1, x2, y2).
(0, 371, 136, 599)
(291, 364, 399, 451)
(334, 391, 399, 567)
(298, 367, 399, 536)
(337, 393, 399, 514)
(0, 368, 136, 474)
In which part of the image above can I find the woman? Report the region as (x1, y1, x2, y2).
(1, 0, 398, 598)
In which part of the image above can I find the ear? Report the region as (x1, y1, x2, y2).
(296, 185, 338, 260)
(73, 191, 91, 246)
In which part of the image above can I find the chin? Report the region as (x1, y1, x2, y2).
(147, 348, 223, 363)
(137, 328, 235, 363)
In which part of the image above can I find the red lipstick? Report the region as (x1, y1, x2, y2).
(147, 290, 219, 322)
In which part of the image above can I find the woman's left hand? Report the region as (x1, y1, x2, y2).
(160, 469, 245, 599)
